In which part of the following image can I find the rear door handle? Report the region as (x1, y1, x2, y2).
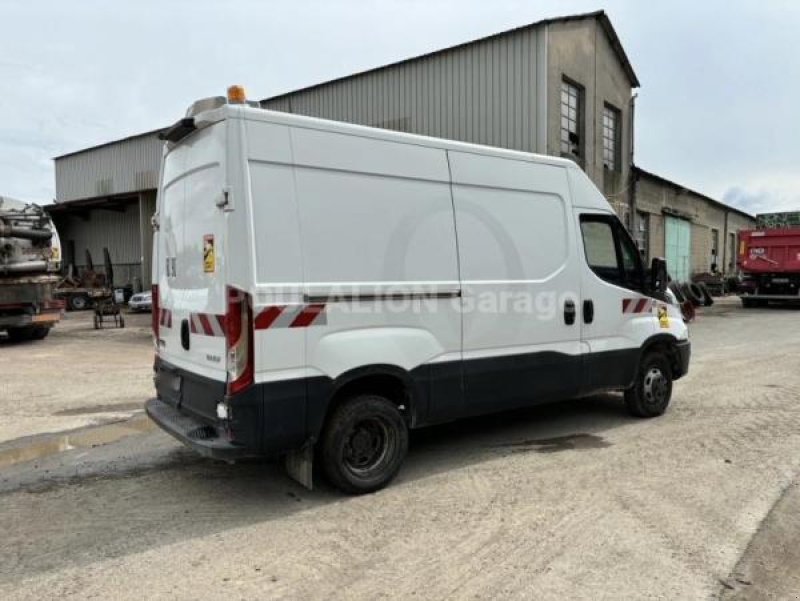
(583, 300, 594, 324)
(564, 299, 576, 325)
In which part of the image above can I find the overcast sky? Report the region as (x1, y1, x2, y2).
(2, 0, 799, 214)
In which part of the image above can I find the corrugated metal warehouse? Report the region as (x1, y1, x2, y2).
(49, 129, 162, 289)
(49, 10, 754, 289)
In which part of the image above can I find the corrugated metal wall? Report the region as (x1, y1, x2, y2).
(262, 27, 545, 153)
(55, 133, 163, 203)
(51, 200, 144, 286)
(139, 191, 157, 288)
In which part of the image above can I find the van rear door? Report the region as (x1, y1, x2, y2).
(155, 120, 229, 416)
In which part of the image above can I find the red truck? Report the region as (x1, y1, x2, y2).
(738, 212, 800, 307)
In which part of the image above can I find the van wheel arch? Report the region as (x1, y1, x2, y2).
(637, 334, 683, 380)
(314, 365, 419, 439)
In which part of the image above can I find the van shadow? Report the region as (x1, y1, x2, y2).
(4, 393, 634, 583)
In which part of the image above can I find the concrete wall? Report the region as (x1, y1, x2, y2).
(263, 26, 547, 153)
(547, 18, 634, 217)
(635, 170, 755, 277)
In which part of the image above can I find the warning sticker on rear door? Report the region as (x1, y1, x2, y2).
(203, 234, 215, 273)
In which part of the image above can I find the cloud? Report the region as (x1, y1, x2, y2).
(3, 0, 800, 210)
(723, 184, 800, 215)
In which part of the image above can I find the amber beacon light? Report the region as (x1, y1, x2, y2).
(227, 85, 247, 104)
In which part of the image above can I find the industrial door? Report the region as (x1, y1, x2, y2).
(665, 216, 691, 281)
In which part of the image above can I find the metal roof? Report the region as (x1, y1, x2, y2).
(633, 166, 755, 221)
(53, 127, 166, 160)
(262, 10, 639, 104)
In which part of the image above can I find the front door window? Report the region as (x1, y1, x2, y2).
(580, 214, 645, 293)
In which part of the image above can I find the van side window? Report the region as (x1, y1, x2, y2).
(580, 215, 644, 292)
(581, 220, 622, 284)
(618, 229, 644, 291)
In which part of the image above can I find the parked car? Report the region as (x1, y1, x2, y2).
(128, 291, 152, 312)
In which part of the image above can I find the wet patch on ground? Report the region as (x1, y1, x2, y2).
(493, 433, 611, 454)
(0, 414, 155, 469)
(53, 402, 144, 416)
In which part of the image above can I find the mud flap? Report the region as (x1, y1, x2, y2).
(284, 443, 314, 490)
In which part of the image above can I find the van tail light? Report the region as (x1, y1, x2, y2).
(151, 284, 160, 343)
(226, 286, 254, 396)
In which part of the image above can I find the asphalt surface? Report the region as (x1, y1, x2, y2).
(1, 300, 799, 600)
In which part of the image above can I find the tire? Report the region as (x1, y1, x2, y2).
(6, 327, 33, 343)
(682, 283, 704, 307)
(69, 294, 90, 311)
(29, 326, 50, 340)
(742, 297, 755, 308)
(625, 352, 673, 418)
(668, 282, 687, 304)
(320, 394, 408, 494)
(697, 282, 714, 307)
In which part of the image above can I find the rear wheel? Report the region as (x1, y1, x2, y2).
(625, 352, 673, 418)
(320, 394, 408, 494)
(69, 294, 90, 311)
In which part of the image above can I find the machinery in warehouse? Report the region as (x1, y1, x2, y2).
(54, 247, 125, 328)
(0, 196, 64, 342)
(738, 211, 800, 307)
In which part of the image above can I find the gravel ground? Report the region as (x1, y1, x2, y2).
(0, 310, 153, 442)
(1, 298, 799, 600)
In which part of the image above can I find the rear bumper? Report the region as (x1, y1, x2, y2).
(0, 308, 61, 328)
(145, 397, 256, 461)
(675, 339, 691, 379)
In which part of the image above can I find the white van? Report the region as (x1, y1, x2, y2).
(146, 87, 690, 494)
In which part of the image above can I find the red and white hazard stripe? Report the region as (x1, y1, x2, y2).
(190, 312, 226, 337)
(159, 308, 173, 328)
(622, 298, 653, 314)
(255, 304, 327, 330)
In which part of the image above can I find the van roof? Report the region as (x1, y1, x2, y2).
(217, 104, 578, 170)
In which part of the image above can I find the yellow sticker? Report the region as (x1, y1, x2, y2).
(657, 305, 670, 329)
(203, 234, 215, 273)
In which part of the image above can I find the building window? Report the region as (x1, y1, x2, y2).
(711, 228, 719, 270)
(634, 211, 650, 263)
(602, 104, 621, 172)
(560, 78, 583, 163)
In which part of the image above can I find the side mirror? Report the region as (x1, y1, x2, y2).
(650, 257, 668, 295)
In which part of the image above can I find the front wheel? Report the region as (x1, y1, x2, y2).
(29, 326, 50, 340)
(320, 394, 408, 494)
(625, 352, 673, 418)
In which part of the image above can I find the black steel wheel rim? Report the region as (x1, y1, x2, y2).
(343, 417, 395, 476)
(643, 367, 668, 405)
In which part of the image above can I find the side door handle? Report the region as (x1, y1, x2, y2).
(583, 300, 594, 324)
(564, 299, 576, 325)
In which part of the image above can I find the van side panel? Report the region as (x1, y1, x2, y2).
(290, 127, 463, 425)
(448, 151, 583, 413)
(246, 120, 306, 382)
